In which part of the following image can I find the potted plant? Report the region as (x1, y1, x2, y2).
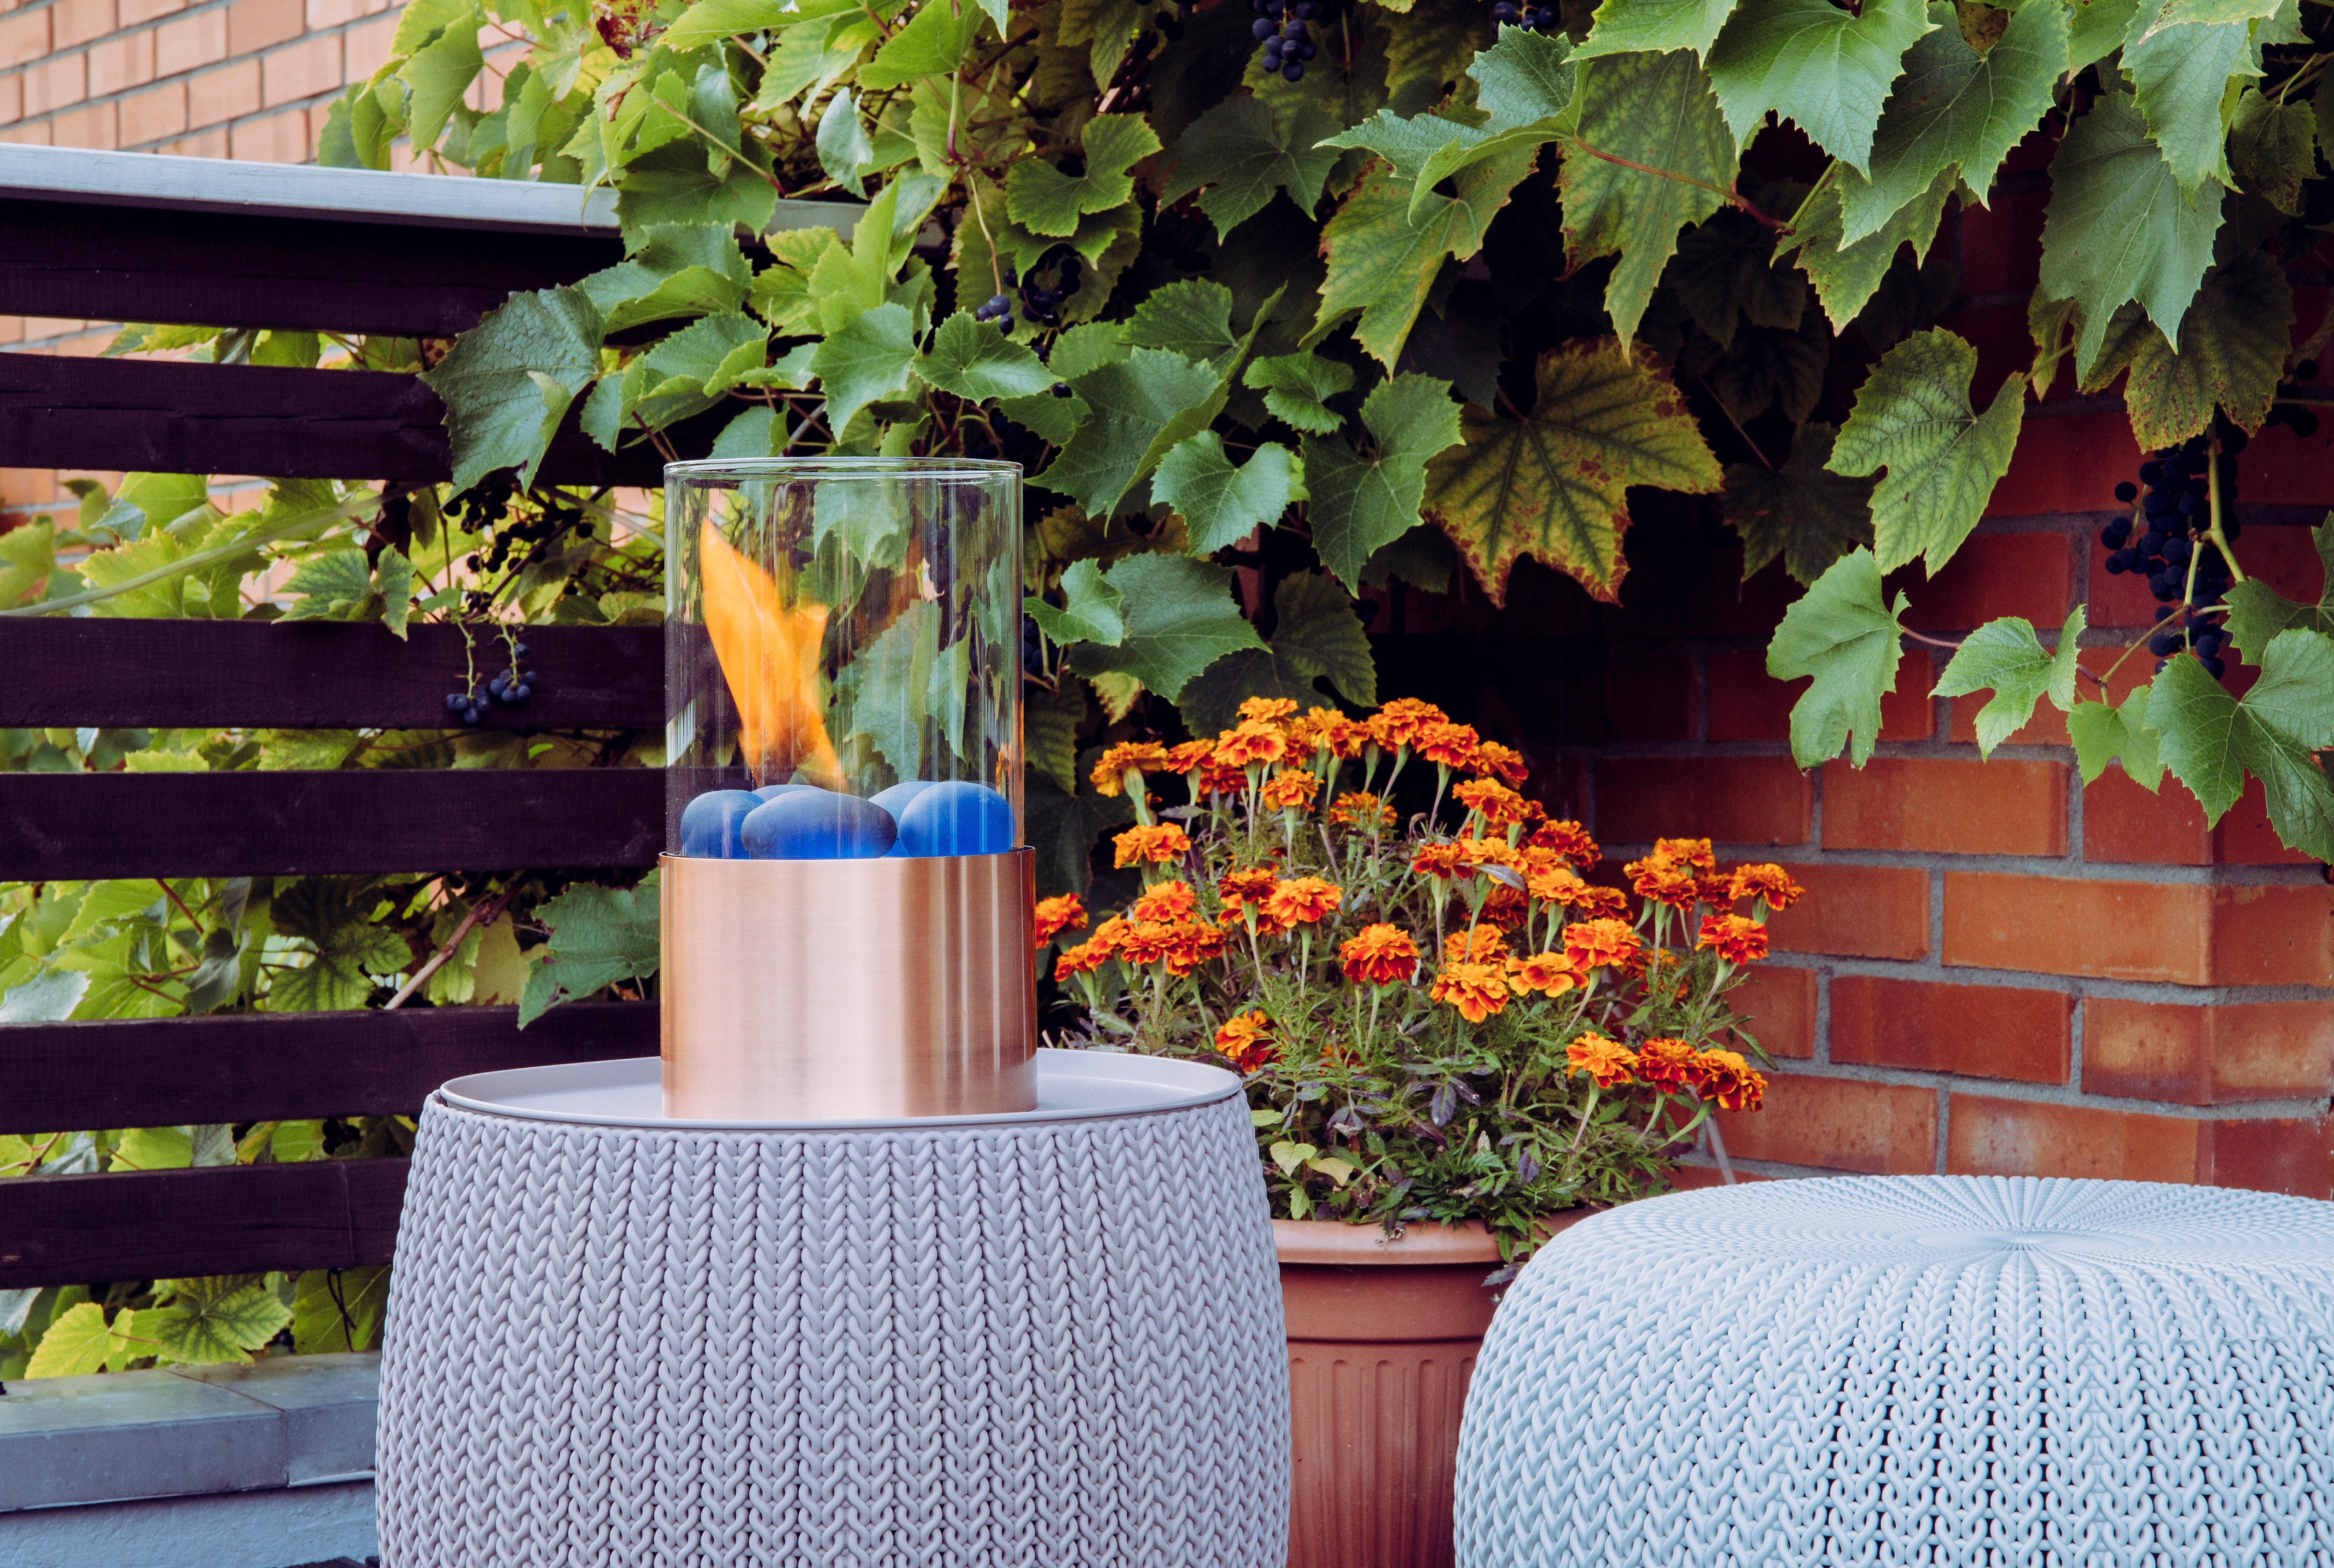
(1037, 695, 1800, 1568)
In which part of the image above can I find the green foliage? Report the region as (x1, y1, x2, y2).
(518, 873, 662, 1026)
(1067, 553, 1266, 701)
(1306, 374, 1466, 591)
(1829, 328, 2023, 576)
(1766, 547, 1908, 767)
(2069, 682, 2166, 790)
(421, 287, 603, 490)
(1933, 608, 2088, 758)
(1152, 434, 1302, 554)
(2149, 630, 2334, 859)
(1723, 420, 1875, 585)
(1704, 0, 1933, 171)
(2223, 517, 2334, 661)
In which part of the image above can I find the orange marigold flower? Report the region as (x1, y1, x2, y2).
(1214, 1009, 1277, 1070)
(1470, 740, 1530, 787)
(1634, 1037, 1698, 1094)
(1570, 885, 1631, 921)
(1509, 950, 1584, 998)
(1198, 762, 1249, 798)
(1694, 874, 1737, 908)
(1090, 741, 1170, 797)
(1563, 918, 1642, 971)
(1527, 820, 1601, 868)
(1329, 791, 1395, 829)
(1368, 698, 1448, 752)
(1479, 883, 1530, 930)
(1113, 823, 1191, 868)
(1114, 920, 1180, 966)
(1443, 925, 1509, 964)
(1312, 710, 1371, 759)
(1566, 1033, 1637, 1088)
(1528, 865, 1590, 905)
(1697, 913, 1770, 966)
(1217, 866, 1280, 918)
(1653, 837, 1717, 872)
(1265, 875, 1343, 927)
(1053, 940, 1107, 980)
(1163, 920, 1229, 977)
(1260, 769, 1322, 811)
(1339, 923, 1420, 986)
(1213, 720, 1287, 769)
(1411, 841, 1466, 880)
(1454, 835, 1520, 872)
(1089, 916, 1132, 952)
(1689, 1048, 1766, 1111)
(1626, 856, 1700, 910)
(1430, 961, 1513, 1022)
(1414, 721, 1481, 770)
(1729, 862, 1806, 912)
(1165, 739, 1216, 774)
(1238, 696, 1299, 723)
(1453, 778, 1534, 826)
(1033, 893, 1088, 945)
(1130, 880, 1198, 923)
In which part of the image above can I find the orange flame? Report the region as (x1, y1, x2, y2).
(698, 519, 844, 789)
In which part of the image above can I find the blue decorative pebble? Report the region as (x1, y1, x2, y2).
(869, 780, 939, 822)
(740, 790, 898, 860)
(678, 789, 763, 859)
(753, 782, 825, 802)
(892, 781, 1015, 857)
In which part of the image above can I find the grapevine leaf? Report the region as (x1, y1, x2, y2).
(1471, 23, 1580, 123)
(915, 309, 1058, 401)
(0, 966, 87, 1023)
(397, 7, 485, 151)
(661, 0, 795, 50)
(1244, 351, 1355, 434)
(809, 301, 916, 436)
(1025, 768, 1133, 896)
(1933, 607, 2088, 758)
(1765, 546, 1908, 767)
(278, 550, 374, 623)
(1703, 0, 1933, 172)
(2068, 681, 2165, 789)
(375, 544, 415, 640)
(2147, 629, 2334, 859)
(144, 1277, 293, 1366)
(421, 286, 603, 491)
(1829, 327, 2023, 576)
(2229, 89, 2317, 213)
(1724, 420, 1875, 584)
(1304, 374, 1466, 591)
(1269, 571, 1378, 706)
(2037, 93, 2224, 383)
(1026, 682, 1088, 796)
(859, 0, 984, 89)
(2068, 0, 2139, 69)
(24, 1302, 123, 1378)
(1323, 109, 1488, 185)
(1027, 557, 1126, 645)
(615, 142, 780, 235)
(2223, 517, 2334, 663)
(1161, 95, 1343, 239)
(292, 1266, 391, 1355)
(1557, 50, 1738, 346)
(269, 878, 412, 1013)
(518, 874, 661, 1027)
(1151, 433, 1301, 553)
(2125, 18, 2255, 196)
(2080, 252, 2292, 448)
(1575, 0, 1742, 60)
(1006, 113, 1163, 238)
(1177, 649, 1326, 735)
(1381, 0, 1491, 112)
(816, 89, 877, 195)
(1787, 163, 1953, 329)
(1124, 280, 1240, 366)
(576, 224, 751, 335)
(1838, 0, 2067, 245)
(2136, 0, 2284, 39)
(1425, 339, 1722, 605)
(1034, 348, 1224, 516)
(1313, 143, 1537, 368)
(1666, 216, 1807, 349)
(1067, 552, 1266, 701)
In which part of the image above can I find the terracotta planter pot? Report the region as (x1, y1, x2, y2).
(1278, 1212, 1591, 1568)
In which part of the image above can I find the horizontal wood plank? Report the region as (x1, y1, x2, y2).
(0, 1000, 656, 1134)
(0, 354, 730, 485)
(0, 619, 663, 729)
(0, 768, 664, 879)
(0, 1157, 406, 1288)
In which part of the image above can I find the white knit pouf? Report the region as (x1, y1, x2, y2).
(1455, 1176, 2334, 1566)
(374, 1050, 1289, 1567)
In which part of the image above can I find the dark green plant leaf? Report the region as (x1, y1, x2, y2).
(1036, 348, 1224, 516)
(1269, 571, 1378, 706)
(1724, 420, 1875, 584)
(1067, 552, 1265, 700)
(2223, 517, 2334, 663)
(1704, 0, 1933, 171)
(1829, 327, 2022, 576)
(1006, 113, 1163, 237)
(1243, 351, 1355, 434)
(1152, 433, 1300, 553)
(2125, 15, 2252, 197)
(1025, 767, 1134, 896)
(810, 301, 916, 436)
(1305, 373, 1466, 592)
(1026, 556, 1127, 645)
(421, 286, 603, 491)
(2147, 629, 2334, 860)
(292, 1266, 391, 1355)
(916, 309, 1058, 401)
(269, 878, 410, 1013)
(1123, 279, 1241, 365)
(1162, 95, 1344, 238)
(1575, 0, 1742, 61)
(2229, 89, 2316, 214)
(1788, 164, 1954, 331)
(1026, 681, 1090, 795)
(1666, 215, 1805, 349)
(2078, 253, 2292, 449)
(1766, 546, 1908, 766)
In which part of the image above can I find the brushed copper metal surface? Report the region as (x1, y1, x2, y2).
(660, 848, 1038, 1119)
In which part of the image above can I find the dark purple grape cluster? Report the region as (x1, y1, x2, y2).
(1250, 0, 1318, 81)
(1488, 0, 1563, 27)
(972, 291, 1016, 335)
(444, 642, 535, 725)
(2265, 359, 2322, 440)
(1019, 262, 1076, 329)
(2100, 432, 2242, 681)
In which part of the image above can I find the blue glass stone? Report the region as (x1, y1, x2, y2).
(678, 789, 763, 859)
(740, 790, 898, 860)
(892, 781, 1015, 857)
(753, 782, 825, 802)
(870, 780, 939, 822)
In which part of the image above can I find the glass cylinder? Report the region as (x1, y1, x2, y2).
(660, 458, 1034, 1120)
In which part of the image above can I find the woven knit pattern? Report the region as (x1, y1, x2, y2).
(1455, 1176, 2334, 1567)
(376, 1092, 1288, 1567)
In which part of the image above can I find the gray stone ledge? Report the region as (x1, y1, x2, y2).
(0, 1352, 377, 1514)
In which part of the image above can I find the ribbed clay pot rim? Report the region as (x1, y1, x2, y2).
(1272, 1210, 1595, 1266)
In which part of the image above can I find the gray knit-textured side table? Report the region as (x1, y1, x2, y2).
(374, 1050, 1288, 1567)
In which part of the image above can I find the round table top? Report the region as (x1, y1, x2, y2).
(440, 1045, 1242, 1131)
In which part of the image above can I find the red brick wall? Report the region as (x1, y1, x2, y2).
(1377, 199, 2334, 1200)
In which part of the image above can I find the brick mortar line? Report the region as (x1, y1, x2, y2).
(1775, 950, 2332, 1008)
(1592, 828, 2327, 887)
(1753, 1057, 2331, 1121)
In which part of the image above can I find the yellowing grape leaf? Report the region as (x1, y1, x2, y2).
(1423, 339, 1722, 605)
(2076, 252, 2292, 450)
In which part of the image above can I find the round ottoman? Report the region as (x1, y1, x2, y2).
(375, 1049, 1289, 1567)
(1455, 1176, 2334, 1566)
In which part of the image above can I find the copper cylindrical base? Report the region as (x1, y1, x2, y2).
(659, 848, 1038, 1120)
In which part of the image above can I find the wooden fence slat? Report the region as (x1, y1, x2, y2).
(0, 196, 627, 338)
(0, 354, 728, 485)
(0, 768, 665, 879)
(0, 999, 656, 1134)
(0, 620, 663, 730)
(0, 1158, 407, 1288)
